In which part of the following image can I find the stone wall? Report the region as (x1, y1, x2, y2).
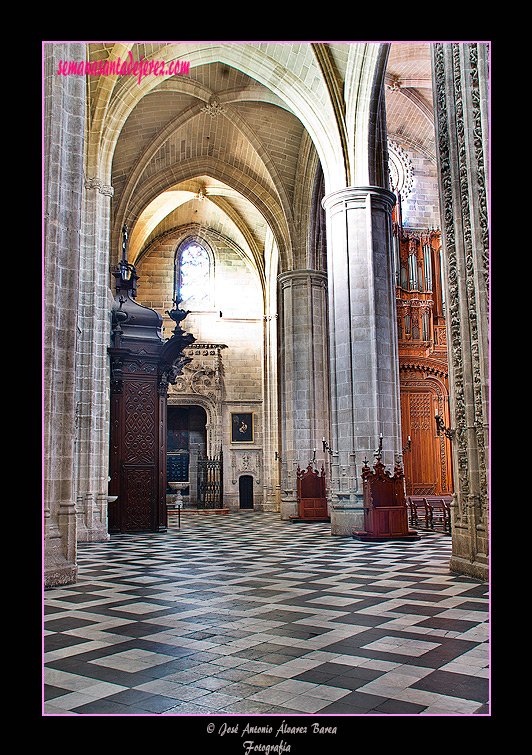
(401, 151, 440, 230)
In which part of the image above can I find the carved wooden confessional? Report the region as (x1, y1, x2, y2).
(108, 230, 195, 533)
(393, 207, 453, 497)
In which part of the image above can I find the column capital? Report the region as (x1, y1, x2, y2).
(277, 269, 328, 287)
(322, 185, 396, 212)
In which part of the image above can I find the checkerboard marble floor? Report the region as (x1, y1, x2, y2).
(43, 512, 489, 717)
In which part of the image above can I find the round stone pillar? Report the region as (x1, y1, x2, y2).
(278, 269, 330, 520)
(322, 186, 402, 535)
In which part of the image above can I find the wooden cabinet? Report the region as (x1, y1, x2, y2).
(108, 349, 167, 533)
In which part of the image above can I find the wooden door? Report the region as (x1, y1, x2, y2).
(401, 388, 447, 496)
(239, 475, 254, 509)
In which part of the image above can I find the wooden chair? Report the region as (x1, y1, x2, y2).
(407, 495, 452, 534)
(407, 497, 432, 529)
(423, 496, 452, 534)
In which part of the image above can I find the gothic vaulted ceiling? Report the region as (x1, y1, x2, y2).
(88, 42, 435, 276)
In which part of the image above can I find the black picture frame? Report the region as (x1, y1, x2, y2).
(231, 412, 254, 443)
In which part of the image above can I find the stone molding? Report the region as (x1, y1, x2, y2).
(230, 448, 263, 486)
(432, 42, 489, 579)
(322, 184, 396, 213)
(84, 176, 114, 196)
(277, 269, 327, 285)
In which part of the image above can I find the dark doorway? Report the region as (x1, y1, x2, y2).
(239, 475, 254, 509)
(166, 406, 190, 495)
(166, 405, 207, 497)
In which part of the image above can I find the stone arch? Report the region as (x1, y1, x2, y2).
(93, 42, 347, 194)
(111, 95, 297, 251)
(167, 393, 220, 457)
(113, 159, 291, 273)
(90, 42, 394, 296)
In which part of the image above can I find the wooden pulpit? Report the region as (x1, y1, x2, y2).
(107, 242, 194, 534)
(290, 464, 330, 523)
(353, 459, 420, 541)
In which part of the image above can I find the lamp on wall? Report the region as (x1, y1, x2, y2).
(322, 438, 336, 456)
(435, 414, 454, 440)
(113, 224, 139, 296)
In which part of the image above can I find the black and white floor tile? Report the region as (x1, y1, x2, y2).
(43, 512, 489, 718)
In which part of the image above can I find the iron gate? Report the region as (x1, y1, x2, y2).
(197, 451, 223, 508)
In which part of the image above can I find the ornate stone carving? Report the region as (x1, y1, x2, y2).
(169, 343, 226, 404)
(388, 139, 414, 201)
(433, 43, 468, 515)
(433, 43, 489, 541)
(231, 448, 262, 485)
(84, 176, 114, 196)
(200, 95, 225, 118)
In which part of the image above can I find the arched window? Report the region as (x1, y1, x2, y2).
(175, 240, 212, 306)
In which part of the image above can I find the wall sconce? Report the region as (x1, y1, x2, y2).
(402, 436, 412, 454)
(435, 414, 454, 440)
(275, 451, 283, 463)
(322, 438, 336, 456)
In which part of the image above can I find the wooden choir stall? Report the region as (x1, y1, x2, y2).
(290, 464, 330, 523)
(353, 456, 420, 542)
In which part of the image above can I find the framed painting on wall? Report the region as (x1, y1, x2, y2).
(231, 413, 254, 443)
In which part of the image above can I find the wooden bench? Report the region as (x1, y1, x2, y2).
(407, 497, 432, 529)
(407, 495, 452, 534)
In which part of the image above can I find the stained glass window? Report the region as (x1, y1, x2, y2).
(177, 242, 210, 304)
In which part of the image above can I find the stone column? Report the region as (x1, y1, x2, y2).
(75, 175, 114, 542)
(322, 186, 401, 535)
(43, 43, 86, 586)
(432, 43, 490, 580)
(262, 313, 281, 512)
(278, 270, 330, 520)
